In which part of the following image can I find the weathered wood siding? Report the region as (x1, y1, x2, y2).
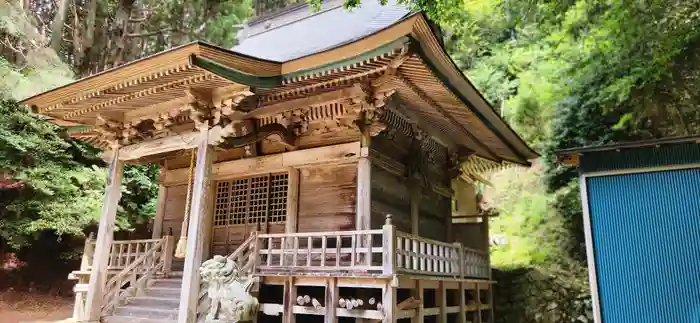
(297, 164, 357, 232)
(161, 184, 187, 238)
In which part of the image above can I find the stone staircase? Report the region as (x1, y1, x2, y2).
(104, 260, 185, 323)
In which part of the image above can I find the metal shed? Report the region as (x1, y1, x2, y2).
(559, 136, 700, 323)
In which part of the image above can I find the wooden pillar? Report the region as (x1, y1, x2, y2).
(151, 183, 167, 239)
(410, 185, 420, 235)
(382, 283, 397, 323)
(177, 127, 213, 323)
(283, 277, 296, 323)
(412, 280, 425, 323)
(457, 282, 467, 323)
(382, 215, 396, 275)
(356, 138, 371, 231)
(437, 281, 447, 323)
(85, 147, 124, 322)
(285, 168, 300, 259)
(324, 278, 338, 323)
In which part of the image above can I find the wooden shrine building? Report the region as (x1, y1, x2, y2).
(22, 1, 536, 322)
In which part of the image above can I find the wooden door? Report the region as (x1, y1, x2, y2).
(211, 173, 288, 256)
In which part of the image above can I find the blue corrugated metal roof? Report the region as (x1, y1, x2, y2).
(233, 0, 412, 62)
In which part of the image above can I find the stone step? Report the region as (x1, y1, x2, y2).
(144, 287, 181, 298)
(150, 278, 183, 289)
(113, 304, 178, 320)
(104, 315, 176, 323)
(126, 296, 180, 308)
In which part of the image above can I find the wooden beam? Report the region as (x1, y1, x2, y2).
(163, 142, 361, 186)
(84, 147, 124, 322)
(177, 127, 213, 323)
(251, 85, 366, 118)
(324, 278, 338, 323)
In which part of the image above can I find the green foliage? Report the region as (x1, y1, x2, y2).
(0, 100, 159, 248)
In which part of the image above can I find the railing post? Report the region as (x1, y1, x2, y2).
(382, 214, 396, 275)
(453, 242, 464, 278)
(162, 235, 175, 276)
(81, 233, 95, 271)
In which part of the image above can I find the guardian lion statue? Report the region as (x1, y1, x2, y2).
(200, 255, 259, 322)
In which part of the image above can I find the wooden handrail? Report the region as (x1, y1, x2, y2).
(101, 237, 168, 316)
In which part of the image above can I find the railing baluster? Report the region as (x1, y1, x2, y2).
(280, 237, 286, 266)
(266, 237, 273, 266)
(406, 239, 420, 270)
(320, 235, 327, 267)
(306, 236, 312, 267)
(335, 235, 341, 267)
(292, 237, 299, 267)
(365, 232, 372, 266)
(350, 234, 357, 266)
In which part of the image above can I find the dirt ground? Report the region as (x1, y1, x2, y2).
(0, 291, 73, 323)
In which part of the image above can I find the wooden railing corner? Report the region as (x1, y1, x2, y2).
(453, 242, 465, 278)
(162, 234, 175, 275)
(382, 214, 397, 275)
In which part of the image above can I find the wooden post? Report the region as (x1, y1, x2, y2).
(410, 185, 420, 235)
(454, 242, 464, 278)
(382, 215, 396, 275)
(324, 278, 338, 323)
(382, 283, 397, 323)
(284, 277, 296, 323)
(84, 147, 124, 322)
(437, 281, 447, 323)
(285, 168, 300, 264)
(177, 127, 213, 323)
(412, 280, 424, 323)
(457, 282, 466, 323)
(357, 133, 372, 265)
(162, 235, 175, 275)
(151, 182, 167, 238)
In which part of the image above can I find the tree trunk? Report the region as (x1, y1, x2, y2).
(49, 0, 70, 52)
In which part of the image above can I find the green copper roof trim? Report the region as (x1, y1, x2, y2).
(282, 36, 411, 81)
(191, 37, 409, 88)
(190, 56, 283, 88)
(407, 38, 530, 164)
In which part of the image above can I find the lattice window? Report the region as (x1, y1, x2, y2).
(213, 173, 289, 227)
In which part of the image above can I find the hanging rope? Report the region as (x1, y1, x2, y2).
(174, 149, 196, 259)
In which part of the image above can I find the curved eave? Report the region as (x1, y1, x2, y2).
(407, 14, 538, 164)
(20, 13, 536, 166)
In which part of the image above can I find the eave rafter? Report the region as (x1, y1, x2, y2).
(392, 71, 501, 163)
(63, 68, 213, 120)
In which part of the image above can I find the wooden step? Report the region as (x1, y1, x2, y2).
(126, 296, 180, 308)
(104, 315, 176, 323)
(113, 304, 178, 320)
(144, 287, 181, 298)
(149, 278, 183, 289)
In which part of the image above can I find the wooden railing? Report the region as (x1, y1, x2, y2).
(102, 237, 171, 315)
(256, 229, 385, 274)
(68, 235, 175, 321)
(198, 215, 490, 282)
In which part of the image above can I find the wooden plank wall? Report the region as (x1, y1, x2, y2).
(368, 130, 450, 240)
(297, 164, 357, 232)
(161, 184, 187, 238)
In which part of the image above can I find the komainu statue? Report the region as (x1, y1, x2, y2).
(200, 255, 259, 322)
